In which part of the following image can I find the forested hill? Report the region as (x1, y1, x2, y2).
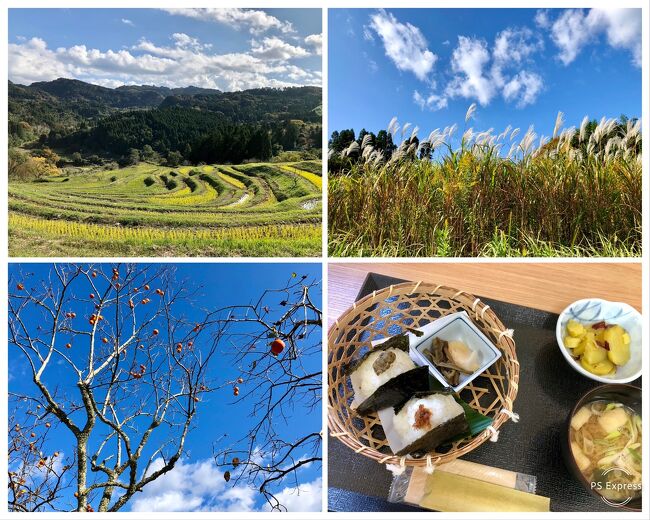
(9, 78, 322, 164)
(9, 79, 222, 141)
(159, 87, 322, 123)
(11, 78, 220, 108)
(9, 79, 320, 133)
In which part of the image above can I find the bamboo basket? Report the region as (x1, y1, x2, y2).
(328, 281, 520, 468)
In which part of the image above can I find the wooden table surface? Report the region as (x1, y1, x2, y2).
(328, 262, 641, 327)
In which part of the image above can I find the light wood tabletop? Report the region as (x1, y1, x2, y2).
(328, 262, 641, 327)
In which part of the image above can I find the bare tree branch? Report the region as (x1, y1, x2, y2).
(211, 274, 322, 511)
(8, 264, 219, 512)
(9, 265, 321, 512)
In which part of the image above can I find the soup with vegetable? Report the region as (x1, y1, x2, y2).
(570, 401, 642, 503)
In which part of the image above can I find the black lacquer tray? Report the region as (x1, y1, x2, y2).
(328, 272, 642, 513)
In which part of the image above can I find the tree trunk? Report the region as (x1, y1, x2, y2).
(76, 436, 88, 512)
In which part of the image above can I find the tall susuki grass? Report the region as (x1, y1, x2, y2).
(329, 109, 642, 257)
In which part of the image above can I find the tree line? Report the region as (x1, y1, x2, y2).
(328, 128, 396, 173)
(329, 115, 641, 173)
(49, 108, 320, 166)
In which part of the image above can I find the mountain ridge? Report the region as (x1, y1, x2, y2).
(12, 78, 222, 109)
(8, 77, 323, 160)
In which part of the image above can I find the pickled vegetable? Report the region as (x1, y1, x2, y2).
(580, 357, 615, 376)
(566, 320, 586, 338)
(563, 319, 631, 377)
(564, 336, 581, 349)
(583, 339, 607, 365)
(604, 326, 630, 366)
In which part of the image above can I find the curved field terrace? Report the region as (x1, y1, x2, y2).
(9, 161, 322, 257)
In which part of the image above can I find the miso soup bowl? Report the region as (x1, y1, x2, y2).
(556, 298, 642, 384)
(561, 384, 642, 511)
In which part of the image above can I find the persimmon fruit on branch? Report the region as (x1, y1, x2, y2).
(212, 273, 322, 511)
(8, 264, 322, 512)
(8, 264, 221, 512)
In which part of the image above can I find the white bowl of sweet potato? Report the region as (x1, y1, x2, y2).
(556, 298, 642, 384)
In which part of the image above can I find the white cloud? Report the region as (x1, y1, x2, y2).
(413, 90, 447, 111)
(362, 7, 639, 111)
(545, 8, 641, 67)
(121, 18, 134, 27)
(171, 33, 211, 52)
(162, 8, 294, 35)
(221, 486, 257, 513)
(262, 477, 322, 513)
(369, 9, 437, 82)
(9, 34, 321, 91)
(490, 27, 544, 107)
(8, 37, 69, 85)
(534, 9, 551, 29)
(362, 26, 375, 42)
(503, 71, 544, 107)
(547, 9, 593, 65)
(304, 34, 322, 55)
(492, 27, 542, 69)
(129, 457, 256, 513)
(251, 37, 309, 60)
(14, 451, 67, 481)
(249, 446, 266, 467)
(282, 64, 322, 82)
(446, 36, 494, 106)
(60, 45, 173, 74)
(445, 28, 544, 108)
(127, 457, 320, 513)
(589, 9, 641, 66)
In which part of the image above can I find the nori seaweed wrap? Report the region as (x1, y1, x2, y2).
(391, 391, 469, 457)
(347, 332, 429, 416)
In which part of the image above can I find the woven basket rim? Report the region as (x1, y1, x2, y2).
(328, 280, 520, 468)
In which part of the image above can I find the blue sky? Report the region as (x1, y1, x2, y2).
(9, 8, 322, 90)
(8, 263, 322, 512)
(329, 8, 641, 141)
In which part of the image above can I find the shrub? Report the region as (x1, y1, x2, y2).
(144, 176, 156, 187)
(271, 150, 314, 163)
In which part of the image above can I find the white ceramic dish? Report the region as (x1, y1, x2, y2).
(409, 311, 502, 393)
(556, 298, 642, 384)
(371, 312, 502, 394)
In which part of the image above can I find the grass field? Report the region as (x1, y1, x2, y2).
(329, 113, 641, 257)
(9, 161, 322, 257)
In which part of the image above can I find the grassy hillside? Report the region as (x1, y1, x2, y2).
(9, 161, 322, 257)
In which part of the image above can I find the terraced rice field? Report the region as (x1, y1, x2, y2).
(9, 161, 322, 257)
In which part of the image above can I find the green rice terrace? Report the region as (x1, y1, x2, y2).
(8, 161, 322, 257)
